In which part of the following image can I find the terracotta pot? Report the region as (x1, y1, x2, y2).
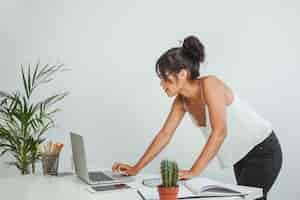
(157, 185, 179, 200)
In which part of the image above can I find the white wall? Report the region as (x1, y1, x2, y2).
(1, 0, 299, 199)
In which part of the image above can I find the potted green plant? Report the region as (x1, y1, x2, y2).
(158, 160, 179, 200)
(0, 62, 68, 175)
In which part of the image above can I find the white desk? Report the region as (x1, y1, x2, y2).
(0, 172, 262, 200)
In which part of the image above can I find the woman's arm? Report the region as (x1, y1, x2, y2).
(134, 95, 186, 172)
(189, 77, 228, 176)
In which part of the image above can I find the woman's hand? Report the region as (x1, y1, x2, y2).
(178, 169, 197, 180)
(112, 162, 139, 176)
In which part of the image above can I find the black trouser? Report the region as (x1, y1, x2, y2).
(233, 130, 282, 200)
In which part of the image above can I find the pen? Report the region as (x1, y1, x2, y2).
(137, 189, 146, 200)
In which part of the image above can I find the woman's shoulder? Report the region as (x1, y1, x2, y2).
(200, 74, 223, 89)
(197, 73, 221, 84)
(200, 75, 235, 106)
(200, 74, 231, 90)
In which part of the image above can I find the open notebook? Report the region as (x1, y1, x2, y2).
(140, 176, 252, 199)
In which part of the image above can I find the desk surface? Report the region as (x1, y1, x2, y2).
(0, 172, 262, 200)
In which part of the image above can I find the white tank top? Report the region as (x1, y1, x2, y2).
(183, 75, 273, 169)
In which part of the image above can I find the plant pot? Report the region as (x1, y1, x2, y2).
(157, 185, 179, 200)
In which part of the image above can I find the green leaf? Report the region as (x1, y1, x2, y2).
(47, 108, 61, 116)
(37, 122, 53, 138)
(0, 143, 15, 149)
(21, 65, 30, 99)
(0, 149, 10, 156)
(32, 62, 40, 89)
(39, 92, 69, 110)
(27, 64, 32, 98)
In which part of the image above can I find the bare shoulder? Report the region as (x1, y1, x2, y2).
(201, 75, 234, 105)
(201, 75, 223, 89)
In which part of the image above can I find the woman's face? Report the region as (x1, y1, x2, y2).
(160, 71, 186, 97)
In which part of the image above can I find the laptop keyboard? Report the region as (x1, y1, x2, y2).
(88, 171, 114, 182)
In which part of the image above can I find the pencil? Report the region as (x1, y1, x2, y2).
(137, 189, 146, 200)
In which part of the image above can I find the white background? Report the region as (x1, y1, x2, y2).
(0, 0, 299, 199)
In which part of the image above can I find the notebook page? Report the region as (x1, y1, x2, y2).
(183, 177, 246, 194)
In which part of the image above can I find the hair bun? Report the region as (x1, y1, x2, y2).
(182, 35, 205, 63)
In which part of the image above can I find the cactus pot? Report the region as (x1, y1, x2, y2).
(157, 184, 179, 200)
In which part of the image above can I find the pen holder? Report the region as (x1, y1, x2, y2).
(41, 153, 60, 176)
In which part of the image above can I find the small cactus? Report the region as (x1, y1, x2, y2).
(160, 160, 179, 187)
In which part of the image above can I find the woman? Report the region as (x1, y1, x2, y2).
(112, 35, 282, 200)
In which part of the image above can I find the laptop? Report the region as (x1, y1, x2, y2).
(70, 132, 135, 185)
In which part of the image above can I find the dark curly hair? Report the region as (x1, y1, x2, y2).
(155, 35, 205, 80)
